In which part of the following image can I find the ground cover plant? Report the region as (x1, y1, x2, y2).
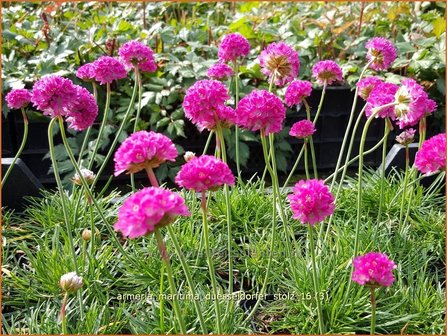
(2, 1, 446, 335)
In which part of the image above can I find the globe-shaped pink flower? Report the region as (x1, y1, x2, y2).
(312, 60, 343, 85)
(118, 40, 157, 73)
(365, 82, 399, 119)
(65, 86, 98, 131)
(288, 179, 335, 225)
(182, 79, 232, 131)
(5, 89, 32, 109)
(218, 33, 250, 62)
(175, 155, 235, 192)
(114, 131, 178, 176)
(258, 42, 300, 87)
(236, 90, 286, 136)
(207, 63, 233, 81)
(76, 63, 96, 82)
(352, 252, 396, 287)
(289, 120, 316, 139)
(284, 80, 312, 107)
(92, 56, 128, 85)
(356, 76, 383, 100)
(365, 37, 397, 71)
(394, 78, 437, 129)
(114, 187, 190, 239)
(31, 75, 77, 118)
(415, 133, 446, 175)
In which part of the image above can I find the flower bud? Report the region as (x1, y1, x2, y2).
(60, 272, 83, 293)
(183, 151, 196, 162)
(81, 228, 100, 241)
(396, 128, 416, 146)
(72, 168, 96, 186)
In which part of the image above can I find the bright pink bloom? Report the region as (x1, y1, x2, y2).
(92, 56, 128, 85)
(182, 79, 232, 131)
(289, 120, 316, 139)
(352, 252, 396, 287)
(356, 76, 383, 100)
(415, 133, 446, 175)
(5, 89, 32, 109)
(258, 42, 300, 87)
(114, 187, 190, 239)
(287, 179, 335, 225)
(312, 60, 343, 85)
(365, 37, 397, 71)
(207, 63, 233, 81)
(138, 59, 157, 73)
(284, 80, 312, 107)
(175, 155, 235, 192)
(236, 90, 285, 136)
(394, 78, 437, 129)
(395, 128, 416, 146)
(365, 82, 399, 119)
(218, 33, 250, 62)
(65, 86, 98, 131)
(31, 75, 77, 117)
(76, 63, 96, 82)
(118, 40, 157, 73)
(114, 131, 178, 176)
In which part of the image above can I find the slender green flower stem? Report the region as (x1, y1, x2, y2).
(202, 130, 214, 155)
(377, 119, 391, 223)
(418, 117, 427, 148)
(244, 134, 277, 323)
(303, 139, 310, 180)
(92, 73, 139, 189)
(154, 229, 186, 334)
(233, 60, 242, 180)
(370, 287, 377, 335)
(308, 225, 325, 334)
(282, 146, 304, 190)
(131, 68, 143, 191)
(313, 81, 327, 126)
(60, 292, 69, 334)
(159, 263, 165, 333)
(399, 145, 410, 225)
(200, 191, 223, 334)
(89, 83, 111, 170)
(2, 107, 28, 185)
(330, 59, 373, 192)
(303, 99, 318, 178)
(77, 82, 98, 166)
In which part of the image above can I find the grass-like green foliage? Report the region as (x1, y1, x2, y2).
(2, 170, 445, 334)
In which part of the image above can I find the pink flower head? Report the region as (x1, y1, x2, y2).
(92, 56, 128, 85)
(5, 89, 32, 109)
(182, 79, 232, 131)
(287, 179, 335, 225)
(65, 86, 98, 131)
(258, 42, 300, 87)
(289, 120, 316, 139)
(114, 187, 190, 239)
(395, 128, 416, 146)
(207, 63, 233, 81)
(31, 75, 77, 118)
(236, 90, 286, 136)
(175, 155, 235, 192)
(284, 80, 312, 107)
(114, 131, 178, 176)
(352, 252, 397, 287)
(76, 63, 96, 82)
(218, 33, 250, 62)
(365, 37, 397, 71)
(394, 78, 437, 129)
(356, 76, 383, 100)
(312, 60, 343, 85)
(118, 40, 157, 73)
(365, 82, 399, 119)
(415, 133, 446, 175)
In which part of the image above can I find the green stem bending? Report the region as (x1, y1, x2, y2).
(377, 119, 391, 223)
(154, 229, 187, 334)
(2, 107, 28, 185)
(202, 130, 214, 155)
(304, 99, 318, 179)
(89, 83, 111, 170)
(200, 191, 223, 334)
(304, 140, 310, 180)
(370, 287, 377, 335)
(308, 225, 325, 334)
(233, 60, 242, 179)
(399, 145, 410, 225)
(131, 69, 144, 191)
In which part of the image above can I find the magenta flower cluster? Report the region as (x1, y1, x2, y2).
(114, 131, 178, 176)
(365, 37, 397, 71)
(352, 252, 396, 287)
(207, 63, 233, 81)
(175, 155, 235, 192)
(5, 89, 32, 109)
(91, 56, 128, 85)
(289, 120, 316, 139)
(218, 33, 250, 62)
(114, 187, 190, 238)
(365, 82, 399, 119)
(356, 76, 383, 100)
(65, 86, 98, 131)
(312, 60, 343, 85)
(118, 40, 157, 73)
(415, 133, 446, 175)
(284, 80, 312, 107)
(288, 179, 335, 225)
(76, 63, 96, 82)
